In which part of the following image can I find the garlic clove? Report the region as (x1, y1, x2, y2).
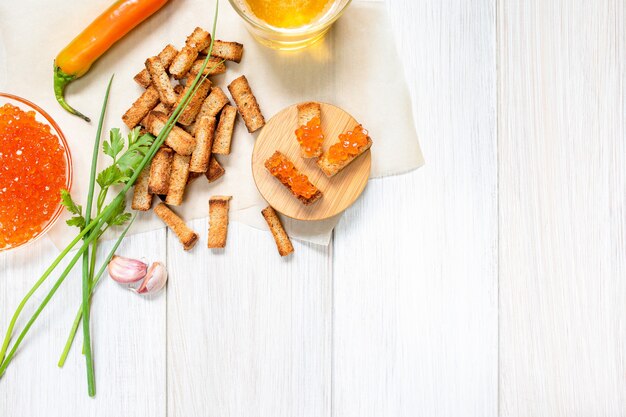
(134, 262, 168, 295)
(108, 255, 148, 284)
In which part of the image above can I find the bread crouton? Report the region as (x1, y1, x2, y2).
(204, 40, 244, 63)
(154, 203, 198, 250)
(165, 154, 191, 206)
(317, 125, 373, 177)
(122, 86, 160, 129)
(212, 105, 236, 154)
(148, 147, 174, 195)
(264, 151, 322, 205)
(189, 56, 227, 76)
(131, 163, 153, 211)
(262, 206, 294, 257)
(169, 27, 212, 79)
(134, 44, 178, 88)
(145, 56, 177, 106)
(228, 75, 265, 133)
(205, 156, 225, 183)
(146, 111, 196, 155)
(189, 116, 216, 173)
(174, 77, 212, 125)
(208, 196, 231, 248)
(295, 101, 323, 158)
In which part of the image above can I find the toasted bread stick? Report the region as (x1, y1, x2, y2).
(147, 112, 196, 155)
(140, 102, 168, 128)
(131, 163, 153, 211)
(297, 102, 321, 127)
(154, 203, 198, 250)
(174, 77, 211, 126)
(134, 44, 178, 88)
(228, 75, 265, 133)
(181, 122, 195, 135)
(295, 101, 323, 158)
(212, 105, 236, 154)
(191, 87, 229, 136)
(208, 196, 231, 248)
(186, 26, 211, 49)
(186, 171, 202, 185)
(165, 154, 191, 206)
(317, 125, 373, 177)
(169, 27, 212, 79)
(199, 87, 230, 118)
(265, 151, 322, 205)
(122, 86, 160, 129)
(205, 155, 225, 182)
(134, 70, 153, 90)
(189, 116, 216, 173)
(145, 56, 177, 107)
(189, 57, 227, 76)
(148, 147, 174, 195)
(202, 40, 244, 63)
(262, 206, 294, 257)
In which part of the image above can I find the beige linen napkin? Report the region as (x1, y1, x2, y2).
(0, 0, 423, 248)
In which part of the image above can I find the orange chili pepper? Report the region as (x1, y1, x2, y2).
(54, 0, 169, 121)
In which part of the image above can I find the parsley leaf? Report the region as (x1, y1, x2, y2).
(66, 216, 86, 229)
(60, 189, 86, 229)
(117, 132, 154, 177)
(109, 212, 132, 227)
(60, 189, 82, 215)
(102, 128, 124, 160)
(96, 165, 129, 188)
(106, 197, 131, 227)
(127, 127, 141, 147)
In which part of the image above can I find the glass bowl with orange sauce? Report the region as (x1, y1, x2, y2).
(0, 93, 72, 251)
(228, 0, 352, 50)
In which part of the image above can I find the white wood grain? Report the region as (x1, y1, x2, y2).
(331, 1, 498, 416)
(3, 1, 626, 416)
(498, 1, 626, 415)
(0, 230, 167, 417)
(166, 219, 332, 417)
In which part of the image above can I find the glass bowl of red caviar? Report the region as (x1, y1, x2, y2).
(0, 93, 73, 251)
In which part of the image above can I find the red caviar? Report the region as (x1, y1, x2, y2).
(295, 116, 324, 157)
(266, 152, 317, 199)
(328, 124, 369, 164)
(0, 103, 67, 249)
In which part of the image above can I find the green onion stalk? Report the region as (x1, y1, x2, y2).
(0, 1, 221, 396)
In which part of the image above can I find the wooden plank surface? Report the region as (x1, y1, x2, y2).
(166, 219, 332, 417)
(0, 230, 167, 417)
(498, 1, 626, 415)
(2, 1, 626, 416)
(331, 1, 498, 416)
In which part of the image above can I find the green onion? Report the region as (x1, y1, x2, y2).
(58, 218, 135, 367)
(82, 74, 115, 396)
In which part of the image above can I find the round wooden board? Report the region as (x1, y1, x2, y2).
(252, 103, 371, 221)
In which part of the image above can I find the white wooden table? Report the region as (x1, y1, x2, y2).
(2, 1, 625, 416)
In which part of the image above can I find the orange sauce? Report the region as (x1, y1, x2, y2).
(266, 152, 317, 199)
(245, 0, 333, 28)
(295, 116, 324, 157)
(328, 124, 369, 164)
(0, 104, 67, 249)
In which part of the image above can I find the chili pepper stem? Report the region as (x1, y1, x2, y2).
(53, 66, 91, 122)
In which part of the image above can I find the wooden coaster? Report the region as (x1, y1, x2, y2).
(252, 102, 371, 221)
